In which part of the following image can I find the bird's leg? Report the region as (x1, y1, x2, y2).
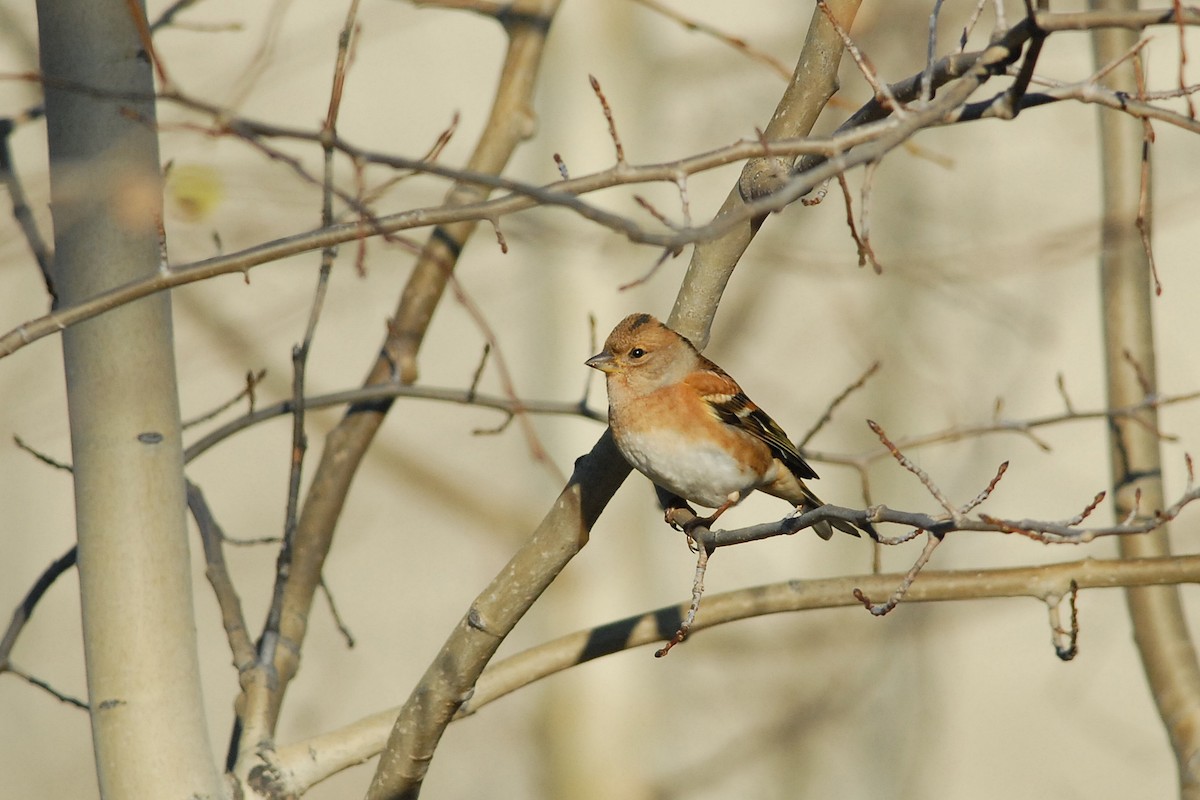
(682, 492, 740, 536)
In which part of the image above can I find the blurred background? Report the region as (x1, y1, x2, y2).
(2, 1, 1199, 797)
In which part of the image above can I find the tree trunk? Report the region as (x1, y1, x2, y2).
(38, 1, 225, 797)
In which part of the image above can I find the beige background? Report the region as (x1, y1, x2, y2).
(2, 1, 1199, 797)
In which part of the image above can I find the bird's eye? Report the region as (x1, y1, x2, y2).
(629, 347, 646, 359)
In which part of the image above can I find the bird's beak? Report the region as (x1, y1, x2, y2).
(585, 351, 616, 373)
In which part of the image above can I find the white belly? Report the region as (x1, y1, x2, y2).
(617, 426, 766, 508)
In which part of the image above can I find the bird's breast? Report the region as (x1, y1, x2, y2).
(614, 423, 768, 509)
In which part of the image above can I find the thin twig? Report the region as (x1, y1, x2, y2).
(183, 382, 605, 464)
(359, 112, 460, 204)
(655, 542, 710, 657)
(819, 386, 1200, 465)
(869, 419, 958, 517)
(186, 481, 256, 670)
(150, 0, 198, 31)
(5, 663, 88, 709)
(858, 160, 883, 272)
(0, 73, 1053, 360)
(1172, 0, 1197, 117)
(629, 0, 792, 80)
(489, 218, 508, 253)
(123, 0, 171, 87)
(959, 461, 1009, 515)
(1060, 491, 1106, 527)
(853, 532, 942, 615)
(12, 436, 72, 472)
(1123, 348, 1154, 398)
(589, 74, 626, 166)
(466, 344, 491, 402)
(634, 194, 681, 230)
(852, 455, 1007, 615)
(617, 248, 679, 291)
(673, 173, 692, 227)
(447, 272, 565, 482)
(1090, 33, 1153, 86)
(1055, 372, 1076, 414)
(923, 0, 947, 102)
(798, 361, 881, 448)
(1132, 52, 1162, 295)
(1047, 579, 1079, 660)
(834, 172, 875, 270)
(0, 117, 54, 303)
(959, 0, 989, 52)
(182, 369, 267, 429)
(818, 0, 905, 116)
(0, 546, 78, 671)
(319, 577, 356, 649)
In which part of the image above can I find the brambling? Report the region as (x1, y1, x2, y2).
(586, 313, 874, 540)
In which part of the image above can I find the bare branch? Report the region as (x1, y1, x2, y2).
(182, 382, 604, 465)
(654, 543, 710, 657)
(12, 435, 72, 472)
(834, 171, 878, 271)
(472, 555, 1200, 684)
(869, 419, 959, 518)
(0, 546, 78, 672)
(318, 577, 356, 649)
(688, 468, 1199, 549)
(5, 662, 88, 710)
(617, 247, 679, 292)
(589, 74, 626, 167)
(817, 1, 903, 116)
(799, 385, 1200, 466)
(0, 115, 54, 303)
(186, 482, 256, 671)
(798, 361, 881, 448)
(629, 0, 792, 80)
(181, 369, 267, 429)
(276, 554, 1200, 792)
(447, 273, 565, 480)
(1034, 7, 1200, 32)
(1047, 580, 1080, 661)
(959, 461, 1009, 516)
(1172, 0, 1197, 118)
(853, 533, 942, 616)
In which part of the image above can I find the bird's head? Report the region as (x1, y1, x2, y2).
(586, 313, 698, 396)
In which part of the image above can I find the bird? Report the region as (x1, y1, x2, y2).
(585, 313, 874, 540)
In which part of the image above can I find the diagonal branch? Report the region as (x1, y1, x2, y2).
(368, 4, 864, 798)
(230, 0, 567, 778)
(0, 545, 78, 673)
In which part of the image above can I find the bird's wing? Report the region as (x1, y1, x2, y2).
(685, 361, 820, 481)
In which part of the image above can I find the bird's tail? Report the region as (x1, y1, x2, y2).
(796, 490, 877, 541)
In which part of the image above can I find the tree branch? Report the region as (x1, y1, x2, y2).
(262, 553, 1200, 794)
(231, 0, 566, 780)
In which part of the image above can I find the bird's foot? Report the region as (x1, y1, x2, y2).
(662, 501, 698, 532)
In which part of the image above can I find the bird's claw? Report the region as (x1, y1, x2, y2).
(663, 501, 698, 531)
